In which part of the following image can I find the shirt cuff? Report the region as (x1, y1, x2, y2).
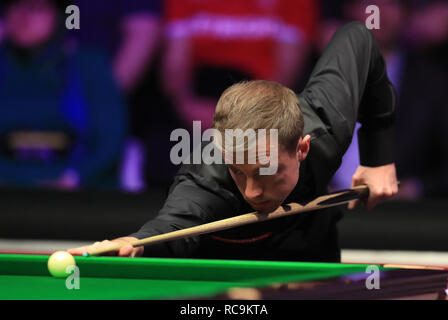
(357, 126, 396, 167)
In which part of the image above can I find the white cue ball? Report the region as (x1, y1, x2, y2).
(47, 251, 76, 278)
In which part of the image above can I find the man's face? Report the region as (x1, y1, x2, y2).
(5, 0, 57, 48)
(227, 135, 310, 214)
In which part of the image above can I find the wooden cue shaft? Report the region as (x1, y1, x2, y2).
(87, 185, 369, 256)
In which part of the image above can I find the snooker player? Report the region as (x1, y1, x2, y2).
(69, 22, 398, 262)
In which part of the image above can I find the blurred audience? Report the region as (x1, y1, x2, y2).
(73, 0, 161, 93)
(405, 0, 448, 51)
(73, 0, 162, 191)
(0, 0, 446, 196)
(0, 0, 127, 189)
(161, 0, 319, 131)
(316, 0, 345, 53)
(330, 0, 448, 198)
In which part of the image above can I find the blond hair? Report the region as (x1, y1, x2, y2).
(213, 80, 304, 153)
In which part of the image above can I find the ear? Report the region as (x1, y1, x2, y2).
(296, 135, 311, 162)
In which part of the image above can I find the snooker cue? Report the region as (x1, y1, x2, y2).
(85, 184, 370, 257)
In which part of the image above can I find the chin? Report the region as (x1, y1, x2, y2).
(253, 203, 280, 214)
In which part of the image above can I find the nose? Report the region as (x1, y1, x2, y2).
(244, 178, 263, 201)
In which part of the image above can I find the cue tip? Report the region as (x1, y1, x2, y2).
(82, 252, 89, 257)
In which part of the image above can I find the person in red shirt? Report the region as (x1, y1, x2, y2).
(161, 0, 320, 130)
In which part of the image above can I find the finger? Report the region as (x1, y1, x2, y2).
(118, 244, 134, 257)
(351, 176, 361, 189)
(67, 247, 87, 256)
(80, 240, 113, 256)
(366, 192, 384, 211)
(385, 186, 398, 198)
(101, 240, 120, 256)
(348, 199, 358, 210)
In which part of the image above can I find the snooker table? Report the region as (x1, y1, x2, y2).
(1, 253, 448, 300)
